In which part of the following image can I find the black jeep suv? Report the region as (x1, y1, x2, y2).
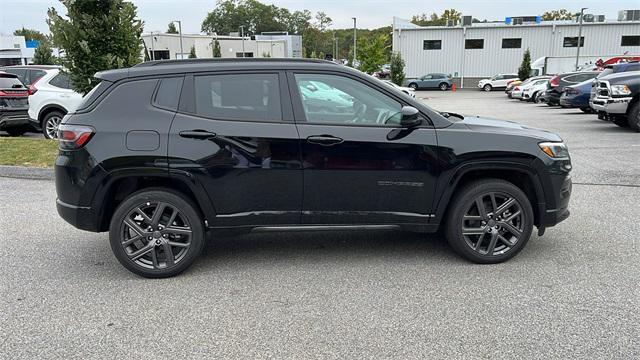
(55, 59, 572, 278)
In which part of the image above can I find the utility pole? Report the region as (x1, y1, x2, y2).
(149, 31, 154, 60)
(575, 8, 587, 71)
(172, 20, 183, 59)
(352, 17, 357, 68)
(240, 26, 245, 57)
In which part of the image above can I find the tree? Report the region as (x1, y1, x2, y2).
(33, 43, 55, 65)
(390, 52, 405, 86)
(518, 48, 532, 81)
(411, 9, 462, 26)
(358, 34, 388, 75)
(47, 0, 144, 94)
(212, 39, 221, 57)
(13, 28, 50, 46)
(167, 22, 179, 34)
(542, 9, 576, 21)
(188, 45, 197, 58)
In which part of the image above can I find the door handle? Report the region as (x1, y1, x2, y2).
(306, 135, 344, 146)
(179, 130, 217, 139)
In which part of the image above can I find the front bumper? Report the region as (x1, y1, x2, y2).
(540, 174, 572, 228)
(0, 109, 30, 130)
(589, 96, 631, 114)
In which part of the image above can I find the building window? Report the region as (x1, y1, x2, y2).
(465, 39, 484, 49)
(423, 40, 442, 50)
(621, 36, 640, 46)
(563, 37, 584, 47)
(235, 52, 254, 57)
(502, 38, 522, 49)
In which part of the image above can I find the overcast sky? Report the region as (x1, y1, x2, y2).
(1, 0, 638, 35)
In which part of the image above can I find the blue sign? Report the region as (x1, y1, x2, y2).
(535, 16, 542, 23)
(505, 17, 512, 25)
(25, 40, 39, 48)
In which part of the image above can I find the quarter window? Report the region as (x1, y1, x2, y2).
(423, 40, 442, 50)
(563, 37, 584, 47)
(621, 36, 640, 46)
(154, 77, 183, 110)
(49, 73, 73, 89)
(194, 73, 281, 121)
(465, 39, 484, 49)
(502, 38, 522, 49)
(294, 73, 403, 126)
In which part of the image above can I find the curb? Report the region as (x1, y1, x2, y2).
(0, 165, 54, 180)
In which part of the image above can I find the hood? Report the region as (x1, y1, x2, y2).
(601, 70, 640, 84)
(453, 115, 563, 141)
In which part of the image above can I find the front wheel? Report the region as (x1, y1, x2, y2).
(533, 92, 541, 103)
(483, 84, 492, 92)
(408, 83, 418, 91)
(627, 102, 640, 132)
(109, 189, 205, 278)
(579, 107, 592, 114)
(439, 83, 448, 91)
(445, 179, 534, 264)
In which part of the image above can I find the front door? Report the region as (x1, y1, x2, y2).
(288, 72, 439, 225)
(169, 72, 302, 227)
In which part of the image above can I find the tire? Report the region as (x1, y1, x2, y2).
(533, 92, 541, 103)
(445, 179, 534, 264)
(579, 107, 592, 114)
(5, 128, 27, 137)
(109, 189, 205, 278)
(439, 82, 448, 91)
(408, 83, 418, 91)
(42, 111, 65, 139)
(612, 116, 629, 128)
(483, 84, 492, 92)
(627, 102, 640, 132)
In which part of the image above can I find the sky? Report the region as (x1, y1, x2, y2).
(1, 0, 638, 35)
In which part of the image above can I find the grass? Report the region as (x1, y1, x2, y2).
(0, 137, 59, 168)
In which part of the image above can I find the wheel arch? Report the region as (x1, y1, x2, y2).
(38, 104, 68, 125)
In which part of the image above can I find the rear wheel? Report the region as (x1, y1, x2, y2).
(408, 83, 418, 91)
(483, 84, 492, 92)
(627, 102, 640, 132)
(533, 92, 542, 103)
(42, 111, 64, 139)
(439, 82, 448, 91)
(445, 179, 533, 264)
(109, 189, 205, 278)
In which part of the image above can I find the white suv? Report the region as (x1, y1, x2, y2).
(1, 66, 83, 138)
(478, 74, 519, 92)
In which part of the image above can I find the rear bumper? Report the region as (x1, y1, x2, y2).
(589, 97, 631, 114)
(57, 198, 99, 232)
(0, 110, 30, 129)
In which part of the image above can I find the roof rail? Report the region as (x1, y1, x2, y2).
(133, 58, 338, 68)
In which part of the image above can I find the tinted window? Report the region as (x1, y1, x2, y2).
(75, 81, 111, 111)
(49, 73, 73, 89)
(502, 38, 522, 49)
(294, 73, 403, 126)
(563, 37, 584, 47)
(465, 39, 484, 49)
(154, 77, 183, 110)
(621, 36, 640, 46)
(3, 68, 27, 84)
(194, 73, 281, 121)
(0, 75, 25, 89)
(29, 69, 47, 84)
(423, 40, 442, 50)
(575, 73, 597, 82)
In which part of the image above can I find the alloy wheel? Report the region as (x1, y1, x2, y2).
(120, 201, 193, 270)
(45, 115, 62, 139)
(440, 83, 448, 91)
(461, 192, 524, 256)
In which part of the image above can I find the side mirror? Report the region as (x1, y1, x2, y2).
(400, 106, 421, 127)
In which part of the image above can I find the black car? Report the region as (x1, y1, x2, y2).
(541, 71, 599, 106)
(55, 59, 572, 278)
(0, 72, 31, 136)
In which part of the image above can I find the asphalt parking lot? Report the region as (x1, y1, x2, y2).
(1, 90, 638, 359)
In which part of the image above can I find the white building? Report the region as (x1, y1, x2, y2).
(392, 12, 640, 87)
(0, 35, 35, 66)
(141, 33, 302, 60)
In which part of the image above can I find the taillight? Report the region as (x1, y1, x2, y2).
(550, 76, 559, 87)
(27, 85, 37, 95)
(0, 89, 29, 97)
(514, 86, 520, 91)
(57, 124, 94, 150)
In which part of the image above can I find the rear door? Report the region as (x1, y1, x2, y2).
(168, 71, 302, 227)
(289, 71, 439, 225)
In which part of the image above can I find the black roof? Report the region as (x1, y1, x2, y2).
(96, 58, 343, 82)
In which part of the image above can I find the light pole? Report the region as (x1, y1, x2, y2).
(149, 31, 154, 60)
(575, 8, 587, 71)
(352, 17, 357, 68)
(172, 20, 183, 59)
(239, 26, 245, 57)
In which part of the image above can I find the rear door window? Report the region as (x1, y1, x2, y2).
(194, 73, 282, 121)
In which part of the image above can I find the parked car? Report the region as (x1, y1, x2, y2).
(55, 58, 572, 278)
(505, 80, 522, 98)
(522, 78, 551, 102)
(590, 70, 640, 130)
(478, 74, 519, 92)
(510, 76, 550, 101)
(1, 65, 83, 139)
(559, 79, 595, 112)
(298, 79, 353, 111)
(0, 72, 31, 136)
(373, 64, 391, 79)
(404, 73, 452, 91)
(541, 71, 599, 106)
(381, 79, 416, 98)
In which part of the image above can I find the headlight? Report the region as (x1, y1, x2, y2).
(539, 142, 569, 159)
(610, 84, 631, 96)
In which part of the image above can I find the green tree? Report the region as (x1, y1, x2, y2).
(212, 39, 221, 57)
(47, 0, 144, 94)
(188, 45, 197, 58)
(33, 43, 56, 65)
(358, 34, 389, 74)
(390, 52, 405, 86)
(518, 48, 532, 81)
(411, 9, 462, 26)
(167, 22, 179, 34)
(13, 28, 50, 46)
(542, 9, 576, 21)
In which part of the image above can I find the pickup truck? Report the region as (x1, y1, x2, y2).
(590, 70, 640, 131)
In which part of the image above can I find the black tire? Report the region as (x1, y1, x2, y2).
(612, 116, 629, 128)
(439, 82, 448, 91)
(627, 102, 640, 132)
(408, 83, 418, 91)
(42, 110, 65, 139)
(5, 128, 27, 137)
(579, 107, 592, 114)
(109, 189, 205, 278)
(532, 92, 540, 103)
(445, 179, 534, 264)
(483, 84, 492, 92)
